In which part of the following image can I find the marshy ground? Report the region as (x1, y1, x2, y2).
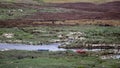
(0, 0, 120, 68)
(0, 25, 120, 45)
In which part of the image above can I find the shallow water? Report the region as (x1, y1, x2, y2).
(0, 43, 65, 51)
(0, 43, 102, 51)
(0, 43, 120, 59)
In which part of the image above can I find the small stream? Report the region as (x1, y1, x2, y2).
(0, 43, 102, 51)
(0, 43, 120, 59)
(0, 43, 65, 51)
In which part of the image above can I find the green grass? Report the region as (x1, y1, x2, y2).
(22, 25, 120, 44)
(0, 27, 34, 44)
(0, 0, 39, 4)
(38, 7, 75, 13)
(83, 26, 120, 44)
(0, 25, 120, 44)
(0, 7, 74, 20)
(0, 8, 37, 20)
(0, 50, 120, 68)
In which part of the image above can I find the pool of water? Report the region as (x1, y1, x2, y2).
(0, 43, 103, 51)
(0, 43, 65, 51)
(0, 43, 120, 59)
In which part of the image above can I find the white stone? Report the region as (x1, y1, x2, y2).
(58, 34, 63, 38)
(2, 33, 14, 38)
(18, 9, 23, 12)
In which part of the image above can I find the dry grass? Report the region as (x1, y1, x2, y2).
(33, 19, 120, 26)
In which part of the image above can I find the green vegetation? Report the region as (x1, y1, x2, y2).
(0, 8, 37, 20)
(39, 8, 75, 13)
(33, 0, 43, 3)
(0, 0, 15, 3)
(0, 0, 39, 4)
(0, 0, 120, 68)
(19, 25, 120, 44)
(0, 50, 120, 68)
(0, 25, 120, 45)
(0, 7, 75, 20)
(84, 26, 120, 44)
(0, 27, 34, 44)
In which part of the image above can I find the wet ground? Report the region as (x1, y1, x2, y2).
(0, 43, 120, 59)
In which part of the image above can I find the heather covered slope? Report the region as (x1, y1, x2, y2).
(42, 0, 120, 3)
(0, 0, 120, 3)
(25, 1, 120, 20)
(0, 1, 120, 27)
(0, 1, 120, 20)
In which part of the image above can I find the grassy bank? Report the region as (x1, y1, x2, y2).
(0, 50, 120, 68)
(0, 8, 37, 20)
(0, 25, 120, 45)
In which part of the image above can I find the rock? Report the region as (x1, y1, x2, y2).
(2, 33, 14, 38)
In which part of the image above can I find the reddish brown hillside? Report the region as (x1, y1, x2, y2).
(0, 1, 120, 27)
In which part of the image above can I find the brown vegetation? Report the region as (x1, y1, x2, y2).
(0, 1, 120, 27)
(0, 19, 119, 27)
